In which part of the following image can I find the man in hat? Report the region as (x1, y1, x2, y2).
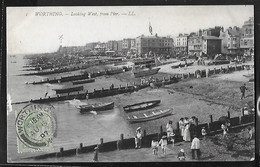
(240, 84, 247, 99)
(191, 135, 201, 160)
(135, 127, 142, 149)
(93, 145, 99, 162)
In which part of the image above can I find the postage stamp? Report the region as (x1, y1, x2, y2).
(15, 103, 57, 153)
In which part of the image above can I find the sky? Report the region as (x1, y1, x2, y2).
(7, 5, 253, 55)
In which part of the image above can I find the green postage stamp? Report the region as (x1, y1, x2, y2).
(15, 103, 57, 153)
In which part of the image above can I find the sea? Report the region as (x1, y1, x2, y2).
(7, 55, 134, 162)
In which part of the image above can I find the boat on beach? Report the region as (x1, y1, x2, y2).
(114, 62, 127, 66)
(72, 78, 95, 85)
(76, 102, 114, 113)
(127, 108, 173, 123)
(54, 86, 84, 94)
(171, 62, 194, 69)
(132, 66, 160, 78)
(123, 100, 161, 112)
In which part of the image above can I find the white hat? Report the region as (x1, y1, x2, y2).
(170, 133, 175, 137)
(136, 127, 141, 131)
(180, 149, 184, 152)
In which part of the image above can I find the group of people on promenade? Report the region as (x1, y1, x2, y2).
(134, 116, 202, 160)
(178, 117, 198, 142)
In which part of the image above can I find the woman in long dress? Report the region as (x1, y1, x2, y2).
(179, 118, 185, 137)
(183, 123, 191, 142)
(135, 127, 142, 148)
(166, 121, 173, 141)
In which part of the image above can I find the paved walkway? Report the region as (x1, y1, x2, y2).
(159, 60, 254, 75)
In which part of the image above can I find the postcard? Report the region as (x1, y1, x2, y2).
(6, 5, 255, 163)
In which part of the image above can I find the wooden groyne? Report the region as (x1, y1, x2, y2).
(21, 59, 127, 76)
(28, 67, 130, 85)
(25, 76, 178, 104)
(25, 112, 254, 160)
(28, 73, 90, 85)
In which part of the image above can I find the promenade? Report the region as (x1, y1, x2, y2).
(27, 128, 254, 162)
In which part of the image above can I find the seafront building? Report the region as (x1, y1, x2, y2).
(188, 34, 203, 56)
(135, 34, 173, 56)
(240, 17, 254, 56)
(202, 36, 222, 58)
(59, 17, 253, 58)
(219, 26, 242, 55)
(174, 33, 189, 55)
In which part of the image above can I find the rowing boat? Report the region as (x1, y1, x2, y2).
(171, 62, 193, 69)
(123, 100, 161, 112)
(76, 102, 114, 113)
(132, 67, 160, 78)
(53, 86, 84, 94)
(127, 108, 173, 123)
(72, 78, 95, 85)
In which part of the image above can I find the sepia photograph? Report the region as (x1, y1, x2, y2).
(6, 5, 255, 163)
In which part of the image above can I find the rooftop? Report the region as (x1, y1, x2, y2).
(137, 35, 172, 39)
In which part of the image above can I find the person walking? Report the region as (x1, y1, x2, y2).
(135, 127, 142, 149)
(240, 84, 247, 99)
(248, 127, 253, 140)
(151, 137, 159, 159)
(159, 135, 168, 156)
(166, 121, 173, 142)
(191, 135, 201, 160)
(93, 146, 99, 162)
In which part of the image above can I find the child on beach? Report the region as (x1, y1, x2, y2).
(93, 146, 99, 162)
(201, 127, 207, 139)
(177, 149, 186, 161)
(159, 135, 168, 156)
(221, 124, 227, 139)
(135, 127, 142, 149)
(151, 137, 159, 159)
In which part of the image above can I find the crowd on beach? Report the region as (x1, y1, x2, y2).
(91, 113, 254, 162)
(134, 116, 202, 160)
(132, 115, 254, 161)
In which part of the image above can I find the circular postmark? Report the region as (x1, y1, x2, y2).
(15, 103, 57, 152)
